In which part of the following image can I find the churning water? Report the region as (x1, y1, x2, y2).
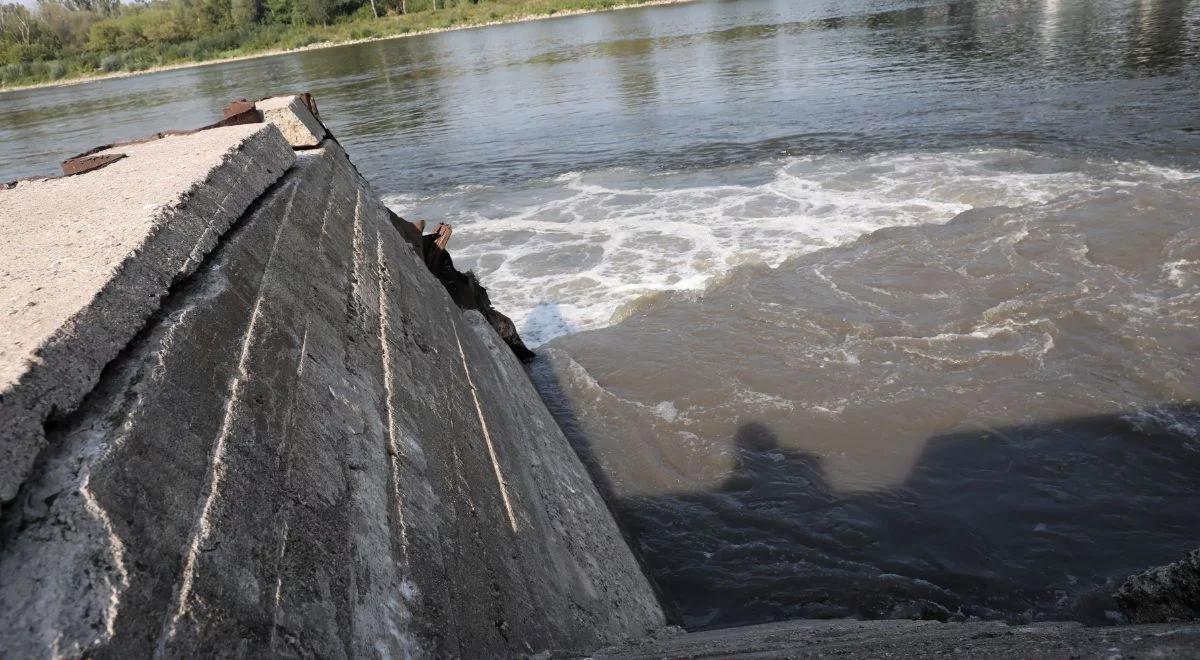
(532, 171, 1200, 627)
(399, 0, 1200, 629)
(3, 0, 1198, 633)
(404, 151, 1194, 346)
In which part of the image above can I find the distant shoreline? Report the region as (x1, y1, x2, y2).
(0, 0, 693, 95)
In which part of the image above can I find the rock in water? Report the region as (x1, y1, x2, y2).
(1116, 549, 1200, 623)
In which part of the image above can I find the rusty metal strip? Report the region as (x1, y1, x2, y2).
(61, 153, 127, 177)
(432, 223, 453, 250)
(222, 99, 255, 119)
(15, 94, 284, 191)
(299, 92, 320, 120)
(203, 107, 264, 130)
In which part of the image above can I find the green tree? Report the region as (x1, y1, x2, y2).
(231, 0, 262, 25)
(1, 4, 45, 45)
(1, 2, 60, 63)
(305, 0, 331, 24)
(36, 0, 102, 49)
(61, 0, 117, 17)
(264, 0, 294, 24)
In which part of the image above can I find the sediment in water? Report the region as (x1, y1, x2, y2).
(530, 176, 1200, 630)
(0, 94, 1197, 658)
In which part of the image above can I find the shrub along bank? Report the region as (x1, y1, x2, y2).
(0, 0, 667, 89)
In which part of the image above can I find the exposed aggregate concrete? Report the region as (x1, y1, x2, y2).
(0, 109, 662, 657)
(2, 95, 1197, 659)
(0, 124, 294, 506)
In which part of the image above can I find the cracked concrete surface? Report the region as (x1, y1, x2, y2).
(0, 123, 295, 505)
(6, 96, 1194, 659)
(0, 130, 662, 658)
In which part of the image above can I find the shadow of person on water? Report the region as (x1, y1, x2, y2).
(528, 359, 1200, 632)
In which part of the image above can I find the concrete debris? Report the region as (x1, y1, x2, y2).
(421, 227, 536, 361)
(1116, 548, 1200, 623)
(256, 94, 328, 148)
(431, 222, 453, 249)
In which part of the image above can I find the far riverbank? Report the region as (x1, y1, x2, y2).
(0, 0, 692, 94)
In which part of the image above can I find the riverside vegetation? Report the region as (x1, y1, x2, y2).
(0, 0, 668, 88)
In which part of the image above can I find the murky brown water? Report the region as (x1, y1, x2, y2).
(507, 0, 1200, 632)
(535, 169, 1200, 627)
(3, 0, 1198, 633)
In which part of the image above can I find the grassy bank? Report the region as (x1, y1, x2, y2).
(0, 0, 687, 92)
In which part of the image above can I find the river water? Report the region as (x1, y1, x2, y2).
(3, 0, 1199, 631)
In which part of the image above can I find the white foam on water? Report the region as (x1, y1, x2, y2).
(1164, 259, 1198, 288)
(386, 149, 1191, 346)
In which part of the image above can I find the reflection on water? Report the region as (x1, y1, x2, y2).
(3, 0, 1198, 186)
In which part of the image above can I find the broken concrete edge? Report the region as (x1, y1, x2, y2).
(223, 91, 319, 122)
(378, 204, 534, 361)
(1, 136, 663, 657)
(414, 223, 537, 361)
(1115, 547, 1200, 623)
(234, 93, 531, 359)
(0, 124, 297, 506)
(254, 95, 328, 148)
(1, 94, 533, 507)
(255, 94, 531, 359)
(1, 92, 299, 188)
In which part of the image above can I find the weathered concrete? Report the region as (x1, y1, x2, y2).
(12, 94, 1198, 660)
(429, 238, 536, 361)
(0, 124, 295, 505)
(584, 618, 1200, 659)
(0, 120, 662, 657)
(257, 94, 327, 148)
(1117, 548, 1200, 623)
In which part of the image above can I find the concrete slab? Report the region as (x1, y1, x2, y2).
(258, 95, 326, 148)
(0, 123, 295, 504)
(0, 139, 663, 658)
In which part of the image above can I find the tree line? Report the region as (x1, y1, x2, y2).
(0, 0, 530, 86)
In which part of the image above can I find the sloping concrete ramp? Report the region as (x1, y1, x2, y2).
(0, 99, 663, 657)
(7, 94, 1197, 660)
(0, 124, 295, 505)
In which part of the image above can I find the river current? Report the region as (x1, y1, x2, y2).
(3, 0, 1198, 631)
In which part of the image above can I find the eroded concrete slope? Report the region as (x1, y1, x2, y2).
(0, 124, 295, 505)
(0, 126, 662, 658)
